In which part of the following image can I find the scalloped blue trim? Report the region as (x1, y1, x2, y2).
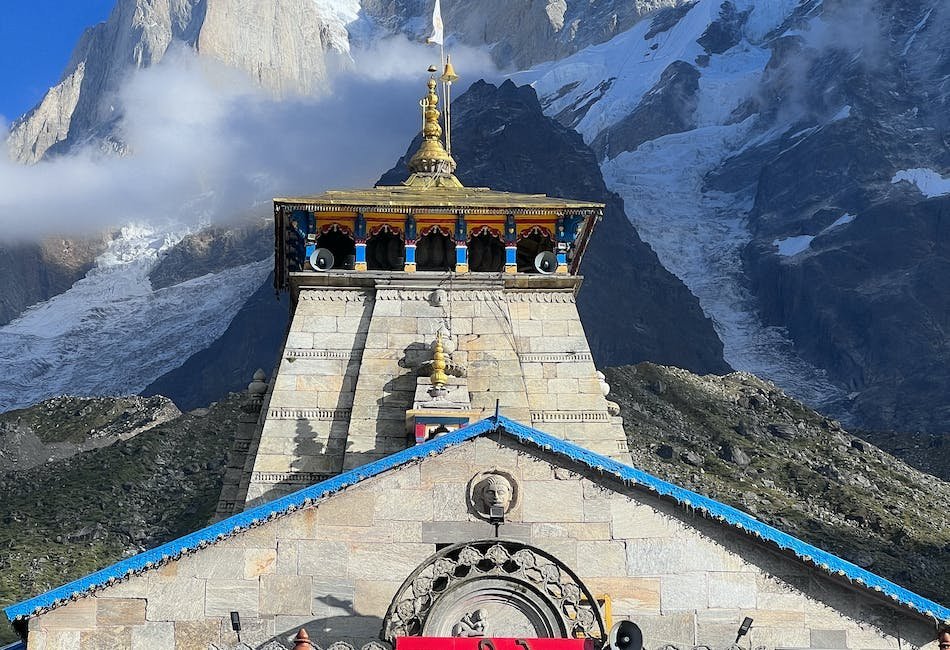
(5, 415, 949, 625)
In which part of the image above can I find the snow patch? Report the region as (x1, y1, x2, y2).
(901, 7, 933, 56)
(522, 0, 720, 142)
(695, 42, 772, 127)
(311, 0, 361, 53)
(773, 234, 814, 256)
(524, 0, 842, 407)
(774, 214, 855, 256)
(742, 0, 805, 42)
(831, 104, 851, 121)
(826, 212, 855, 230)
(891, 168, 950, 198)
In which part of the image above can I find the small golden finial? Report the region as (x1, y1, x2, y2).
(408, 72, 457, 176)
(430, 332, 449, 389)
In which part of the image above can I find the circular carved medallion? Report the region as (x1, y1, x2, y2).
(382, 540, 605, 642)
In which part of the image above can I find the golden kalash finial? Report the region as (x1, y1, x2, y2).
(408, 72, 457, 176)
(430, 332, 449, 389)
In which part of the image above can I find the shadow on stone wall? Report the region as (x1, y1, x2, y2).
(263, 595, 384, 649)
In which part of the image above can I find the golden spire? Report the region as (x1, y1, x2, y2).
(408, 75, 457, 176)
(430, 332, 449, 389)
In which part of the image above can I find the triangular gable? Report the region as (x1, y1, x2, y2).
(5, 415, 950, 626)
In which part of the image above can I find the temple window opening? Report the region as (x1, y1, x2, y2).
(468, 230, 505, 272)
(366, 229, 405, 271)
(516, 228, 555, 273)
(316, 227, 356, 270)
(416, 227, 455, 271)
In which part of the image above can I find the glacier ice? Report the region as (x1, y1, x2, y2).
(0, 224, 269, 412)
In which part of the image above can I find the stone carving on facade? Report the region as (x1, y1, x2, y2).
(468, 470, 518, 520)
(326, 642, 357, 650)
(248, 640, 394, 650)
(376, 289, 505, 302)
(429, 289, 448, 306)
(452, 608, 488, 637)
(383, 540, 605, 641)
(505, 292, 575, 303)
(298, 290, 372, 301)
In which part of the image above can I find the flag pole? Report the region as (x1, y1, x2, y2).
(441, 42, 449, 154)
(429, 0, 452, 155)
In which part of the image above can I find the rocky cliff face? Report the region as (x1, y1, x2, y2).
(361, 0, 685, 69)
(7, 0, 358, 163)
(526, 0, 950, 432)
(379, 80, 728, 373)
(147, 219, 272, 290)
(719, 1, 950, 432)
(0, 235, 109, 326)
(8, 0, 688, 164)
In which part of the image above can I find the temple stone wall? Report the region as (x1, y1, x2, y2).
(243, 289, 374, 506)
(243, 274, 628, 505)
(25, 438, 939, 650)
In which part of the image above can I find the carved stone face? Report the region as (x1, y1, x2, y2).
(477, 474, 513, 511)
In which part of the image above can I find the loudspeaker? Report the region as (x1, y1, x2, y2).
(309, 248, 335, 271)
(607, 620, 643, 650)
(534, 250, 558, 274)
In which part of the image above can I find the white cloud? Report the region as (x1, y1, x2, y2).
(0, 37, 499, 240)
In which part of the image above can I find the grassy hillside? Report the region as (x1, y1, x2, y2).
(0, 396, 243, 644)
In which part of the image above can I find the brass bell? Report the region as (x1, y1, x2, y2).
(441, 55, 459, 83)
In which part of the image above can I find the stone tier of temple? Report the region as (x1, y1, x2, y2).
(235, 273, 628, 507)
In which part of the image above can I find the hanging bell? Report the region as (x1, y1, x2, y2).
(441, 55, 459, 83)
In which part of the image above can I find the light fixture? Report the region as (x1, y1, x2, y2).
(735, 617, 753, 644)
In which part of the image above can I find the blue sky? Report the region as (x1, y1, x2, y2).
(0, 0, 115, 120)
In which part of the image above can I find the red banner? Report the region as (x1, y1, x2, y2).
(396, 638, 598, 650)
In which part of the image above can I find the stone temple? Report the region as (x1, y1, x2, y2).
(4, 72, 949, 650)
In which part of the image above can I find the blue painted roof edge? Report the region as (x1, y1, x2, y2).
(494, 416, 950, 625)
(6, 414, 949, 625)
(3, 416, 498, 623)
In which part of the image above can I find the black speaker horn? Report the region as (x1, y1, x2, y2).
(533, 250, 558, 274)
(309, 248, 335, 271)
(607, 620, 643, 650)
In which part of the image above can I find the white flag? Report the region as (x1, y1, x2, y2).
(429, 0, 444, 45)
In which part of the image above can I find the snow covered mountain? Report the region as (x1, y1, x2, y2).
(516, 0, 950, 430)
(7, 0, 682, 163)
(3, 0, 949, 434)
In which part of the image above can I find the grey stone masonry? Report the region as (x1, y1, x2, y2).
(240, 272, 630, 503)
(242, 287, 374, 506)
(25, 439, 942, 650)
